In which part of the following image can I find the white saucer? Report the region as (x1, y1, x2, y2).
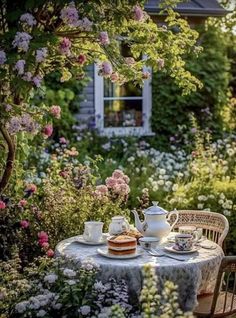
(164, 245, 199, 254)
(76, 235, 107, 246)
(97, 247, 142, 259)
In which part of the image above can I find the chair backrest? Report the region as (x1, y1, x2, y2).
(211, 256, 236, 317)
(169, 210, 229, 247)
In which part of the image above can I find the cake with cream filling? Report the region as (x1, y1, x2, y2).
(107, 235, 137, 255)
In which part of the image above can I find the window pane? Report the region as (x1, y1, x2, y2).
(104, 80, 142, 98)
(104, 99, 143, 127)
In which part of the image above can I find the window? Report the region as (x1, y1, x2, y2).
(94, 65, 152, 136)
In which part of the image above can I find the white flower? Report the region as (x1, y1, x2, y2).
(223, 210, 231, 216)
(15, 301, 29, 313)
(157, 179, 164, 186)
(197, 204, 204, 209)
(44, 273, 58, 284)
(159, 168, 166, 175)
(219, 193, 225, 199)
(37, 309, 47, 317)
(66, 279, 76, 285)
(63, 268, 76, 278)
(20, 13, 36, 26)
(80, 305, 91, 316)
(172, 184, 178, 192)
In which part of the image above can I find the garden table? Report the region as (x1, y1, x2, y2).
(55, 236, 224, 312)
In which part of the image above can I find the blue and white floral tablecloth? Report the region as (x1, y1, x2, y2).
(55, 236, 224, 311)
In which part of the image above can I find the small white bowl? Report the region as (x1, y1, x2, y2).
(139, 237, 160, 250)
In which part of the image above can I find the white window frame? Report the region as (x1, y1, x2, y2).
(94, 64, 153, 137)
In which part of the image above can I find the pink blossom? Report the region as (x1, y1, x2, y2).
(99, 31, 110, 45)
(19, 199, 27, 207)
(59, 137, 68, 144)
(133, 5, 144, 21)
(110, 72, 119, 82)
(59, 37, 71, 56)
(50, 105, 61, 119)
(105, 177, 117, 188)
(22, 71, 32, 82)
(142, 71, 150, 79)
(77, 54, 87, 65)
(101, 61, 113, 76)
(20, 220, 29, 229)
(32, 74, 43, 88)
(114, 183, 130, 196)
(59, 170, 69, 178)
(0, 201, 6, 209)
(123, 175, 130, 184)
(42, 124, 53, 138)
(25, 183, 37, 193)
(20, 13, 36, 26)
(60, 2, 79, 27)
(41, 242, 49, 250)
(47, 249, 54, 257)
(95, 185, 108, 197)
(0, 50, 7, 65)
(12, 32, 32, 52)
(36, 47, 48, 63)
(157, 58, 165, 69)
(38, 231, 49, 246)
(125, 57, 135, 65)
(116, 178, 125, 185)
(112, 169, 124, 179)
(14, 60, 26, 75)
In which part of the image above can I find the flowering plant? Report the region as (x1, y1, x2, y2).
(0, 0, 201, 193)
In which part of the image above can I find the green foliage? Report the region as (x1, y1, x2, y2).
(151, 23, 230, 145)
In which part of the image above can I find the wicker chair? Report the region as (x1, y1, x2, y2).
(169, 210, 229, 248)
(194, 256, 236, 317)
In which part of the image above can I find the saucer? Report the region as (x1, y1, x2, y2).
(97, 247, 143, 259)
(164, 245, 199, 254)
(76, 235, 108, 246)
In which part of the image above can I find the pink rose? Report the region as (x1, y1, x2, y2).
(59, 137, 68, 144)
(112, 169, 124, 179)
(20, 220, 29, 228)
(50, 105, 61, 119)
(95, 185, 108, 197)
(133, 5, 144, 21)
(116, 178, 125, 185)
(77, 54, 87, 65)
(42, 124, 53, 138)
(19, 199, 27, 207)
(114, 183, 130, 196)
(59, 37, 71, 56)
(47, 249, 54, 257)
(0, 201, 6, 209)
(25, 183, 37, 193)
(105, 177, 117, 188)
(41, 242, 49, 250)
(38, 231, 49, 246)
(99, 31, 110, 45)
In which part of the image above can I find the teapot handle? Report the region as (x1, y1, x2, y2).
(167, 209, 179, 232)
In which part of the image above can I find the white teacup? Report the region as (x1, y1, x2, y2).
(179, 226, 200, 240)
(83, 221, 104, 243)
(139, 237, 160, 250)
(175, 233, 197, 251)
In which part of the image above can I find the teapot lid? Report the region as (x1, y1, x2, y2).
(144, 201, 168, 215)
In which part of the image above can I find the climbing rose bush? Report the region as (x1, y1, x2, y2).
(0, 0, 201, 192)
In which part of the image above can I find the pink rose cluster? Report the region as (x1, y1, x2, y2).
(20, 220, 29, 229)
(105, 169, 130, 196)
(59, 37, 71, 56)
(38, 231, 54, 257)
(94, 185, 109, 199)
(50, 105, 61, 119)
(0, 200, 6, 209)
(42, 124, 53, 138)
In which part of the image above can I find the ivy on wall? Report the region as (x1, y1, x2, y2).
(151, 23, 230, 143)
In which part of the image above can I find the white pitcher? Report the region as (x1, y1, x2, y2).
(108, 216, 130, 235)
(83, 221, 104, 242)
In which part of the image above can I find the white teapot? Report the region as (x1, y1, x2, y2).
(132, 202, 179, 241)
(108, 216, 130, 235)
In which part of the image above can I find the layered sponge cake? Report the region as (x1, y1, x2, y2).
(108, 235, 137, 256)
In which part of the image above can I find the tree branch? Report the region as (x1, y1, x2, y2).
(0, 125, 16, 194)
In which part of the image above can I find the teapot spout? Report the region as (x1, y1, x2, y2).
(131, 209, 144, 234)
